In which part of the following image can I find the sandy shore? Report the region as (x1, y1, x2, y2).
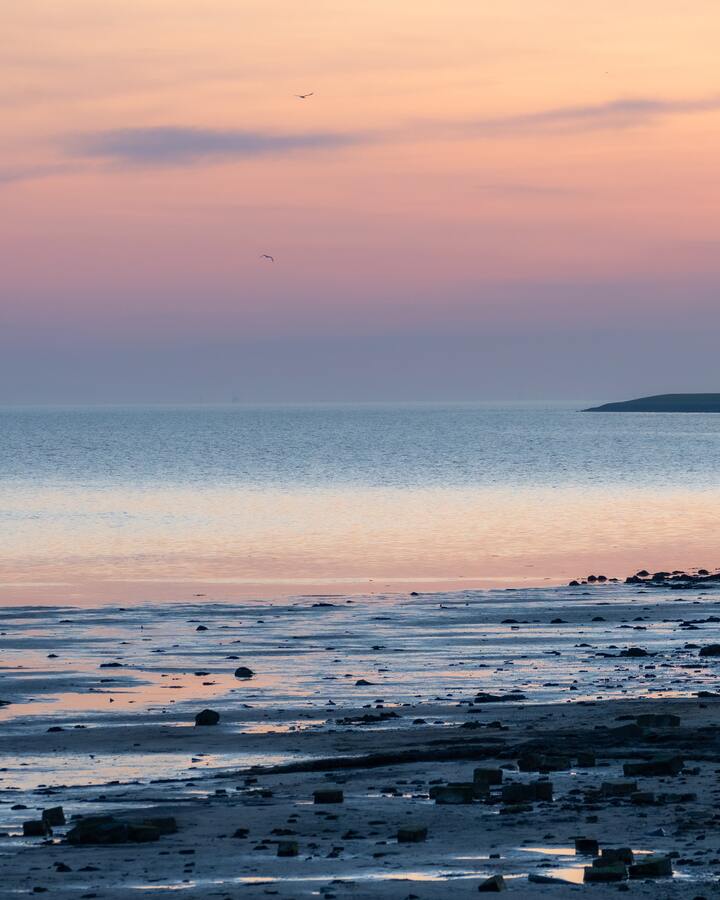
(2, 582, 720, 896)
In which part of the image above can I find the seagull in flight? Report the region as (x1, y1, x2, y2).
(295, 92, 314, 99)
(260, 254, 275, 262)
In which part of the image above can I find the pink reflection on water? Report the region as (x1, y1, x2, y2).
(2, 484, 720, 605)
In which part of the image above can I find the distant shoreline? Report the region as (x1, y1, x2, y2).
(585, 393, 720, 412)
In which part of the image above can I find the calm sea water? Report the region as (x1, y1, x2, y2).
(1, 403, 719, 602)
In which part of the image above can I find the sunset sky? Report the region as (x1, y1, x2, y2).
(3, 1, 720, 402)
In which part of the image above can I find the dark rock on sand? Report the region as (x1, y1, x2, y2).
(474, 692, 526, 703)
(628, 854, 672, 878)
(42, 807, 65, 827)
(575, 837, 599, 855)
(584, 862, 627, 882)
(23, 820, 50, 837)
(397, 825, 427, 843)
(433, 783, 476, 804)
(478, 874, 506, 892)
(601, 781, 637, 798)
(277, 840, 298, 857)
(473, 767, 503, 785)
(194, 709, 220, 726)
(501, 780, 553, 803)
(623, 755, 683, 778)
(635, 713, 680, 728)
(313, 789, 344, 804)
(234, 666, 254, 678)
(699, 644, 720, 656)
(66, 815, 166, 845)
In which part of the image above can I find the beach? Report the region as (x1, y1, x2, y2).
(2, 577, 720, 896)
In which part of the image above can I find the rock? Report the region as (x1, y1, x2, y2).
(433, 783, 476, 804)
(600, 848, 634, 865)
(575, 837, 599, 855)
(478, 874, 506, 892)
(631, 790, 655, 805)
(143, 817, 177, 835)
(628, 855, 672, 878)
(620, 647, 649, 657)
(277, 840, 298, 857)
(234, 667, 254, 678)
(66, 815, 163, 845)
(66, 817, 127, 845)
(576, 751, 596, 767)
(635, 713, 680, 728)
(313, 789, 344, 804)
(23, 820, 49, 837)
(518, 753, 570, 773)
(623, 756, 683, 778)
(397, 825, 427, 843)
(194, 709, 220, 726)
(699, 644, 720, 657)
(584, 863, 628, 883)
(195, 625, 208, 631)
(474, 692, 526, 703)
(601, 781, 637, 798)
(42, 807, 65, 827)
(607, 723, 644, 740)
(473, 767, 503, 786)
(501, 780, 553, 804)
(126, 824, 161, 843)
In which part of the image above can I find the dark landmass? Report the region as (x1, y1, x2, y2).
(584, 393, 720, 413)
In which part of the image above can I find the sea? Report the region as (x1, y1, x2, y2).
(1, 402, 720, 604)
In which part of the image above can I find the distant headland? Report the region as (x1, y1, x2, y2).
(584, 393, 720, 413)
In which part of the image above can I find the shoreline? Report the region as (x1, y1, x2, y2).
(2, 578, 720, 895)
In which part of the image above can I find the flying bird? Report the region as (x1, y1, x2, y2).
(295, 92, 314, 99)
(260, 254, 275, 262)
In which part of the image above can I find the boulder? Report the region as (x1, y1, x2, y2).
(473, 767, 503, 786)
(23, 820, 49, 837)
(575, 837, 599, 856)
(313, 789, 344, 804)
(631, 790, 655, 805)
(126, 824, 161, 843)
(600, 848, 634, 865)
(65, 815, 165, 845)
(501, 780, 553, 804)
(478, 874, 506, 892)
(277, 840, 298, 857)
(601, 780, 637, 798)
(194, 709, 220, 726)
(66, 816, 129, 845)
(433, 783, 475, 804)
(699, 644, 720, 657)
(397, 825, 427, 843)
(234, 666, 254, 678)
(623, 756, 683, 778)
(143, 817, 177, 835)
(629, 855, 672, 878)
(42, 807, 65, 827)
(576, 751, 596, 767)
(635, 713, 680, 728)
(584, 863, 627, 883)
(620, 647, 649, 657)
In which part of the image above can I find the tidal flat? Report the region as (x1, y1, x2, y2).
(2, 580, 720, 897)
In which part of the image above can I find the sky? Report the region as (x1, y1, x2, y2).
(2, 0, 720, 403)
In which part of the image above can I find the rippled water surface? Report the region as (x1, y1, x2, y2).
(2, 403, 720, 602)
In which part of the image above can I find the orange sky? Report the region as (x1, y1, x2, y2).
(2, 1, 720, 401)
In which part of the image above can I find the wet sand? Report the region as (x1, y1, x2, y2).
(2, 580, 720, 896)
